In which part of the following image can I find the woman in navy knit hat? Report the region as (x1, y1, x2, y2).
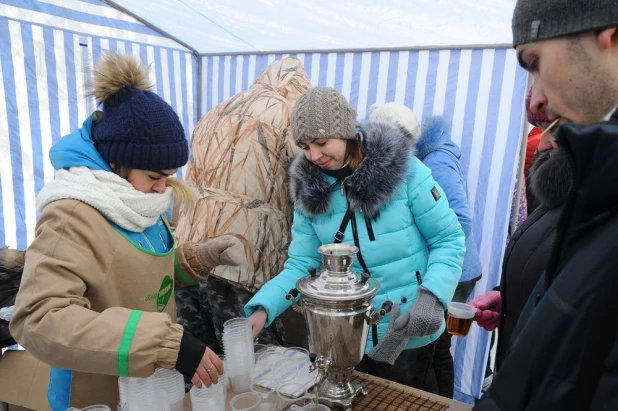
(9, 52, 244, 410)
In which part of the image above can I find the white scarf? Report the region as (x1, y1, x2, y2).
(36, 167, 174, 232)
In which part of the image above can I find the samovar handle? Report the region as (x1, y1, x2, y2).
(285, 288, 304, 313)
(379, 301, 393, 316)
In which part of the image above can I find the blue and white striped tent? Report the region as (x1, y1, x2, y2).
(0, 0, 526, 404)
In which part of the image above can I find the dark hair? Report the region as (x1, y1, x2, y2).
(345, 139, 365, 170)
(111, 164, 130, 179)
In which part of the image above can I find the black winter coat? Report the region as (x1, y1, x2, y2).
(474, 108, 618, 410)
(495, 205, 562, 371)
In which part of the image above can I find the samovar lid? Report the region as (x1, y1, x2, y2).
(295, 243, 380, 302)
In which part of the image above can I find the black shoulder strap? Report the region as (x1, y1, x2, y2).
(334, 206, 354, 244)
(334, 201, 377, 344)
(350, 211, 371, 276)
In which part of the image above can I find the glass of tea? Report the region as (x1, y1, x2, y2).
(447, 302, 477, 337)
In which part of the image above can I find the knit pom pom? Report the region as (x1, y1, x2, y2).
(88, 51, 152, 105)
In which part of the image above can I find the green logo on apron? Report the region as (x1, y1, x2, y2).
(156, 275, 174, 312)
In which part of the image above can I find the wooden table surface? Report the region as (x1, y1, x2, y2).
(183, 370, 473, 411)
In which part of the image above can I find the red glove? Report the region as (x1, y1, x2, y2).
(468, 290, 501, 331)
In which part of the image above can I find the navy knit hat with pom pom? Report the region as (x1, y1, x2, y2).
(90, 52, 188, 171)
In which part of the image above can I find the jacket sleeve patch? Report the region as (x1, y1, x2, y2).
(431, 186, 441, 201)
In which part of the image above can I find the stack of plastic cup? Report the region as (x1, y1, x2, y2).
(190, 383, 225, 411)
(152, 367, 185, 411)
(118, 376, 167, 410)
(222, 318, 255, 393)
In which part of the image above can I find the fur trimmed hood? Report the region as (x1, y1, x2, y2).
(287, 120, 415, 219)
(415, 116, 459, 160)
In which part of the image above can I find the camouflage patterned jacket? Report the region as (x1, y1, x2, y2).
(174, 57, 312, 293)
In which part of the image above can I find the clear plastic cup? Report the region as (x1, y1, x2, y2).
(118, 376, 165, 410)
(152, 368, 184, 411)
(230, 371, 253, 394)
(271, 358, 300, 383)
(250, 377, 278, 410)
(224, 318, 252, 330)
(446, 302, 477, 337)
(276, 383, 313, 410)
(230, 392, 262, 411)
(289, 405, 330, 411)
(254, 344, 275, 363)
(282, 348, 309, 365)
(256, 352, 284, 378)
(190, 384, 225, 411)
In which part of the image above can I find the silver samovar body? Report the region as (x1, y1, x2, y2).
(286, 244, 392, 410)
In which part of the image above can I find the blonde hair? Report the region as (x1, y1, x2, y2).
(111, 164, 197, 217)
(166, 176, 197, 211)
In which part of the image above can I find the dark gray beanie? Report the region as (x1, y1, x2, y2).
(291, 87, 357, 143)
(512, 0, 618, 47)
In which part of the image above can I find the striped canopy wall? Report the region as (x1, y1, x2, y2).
(0, 0, 198, 250)
(202, 49, 529, 402)
(1, 0, 528, 404)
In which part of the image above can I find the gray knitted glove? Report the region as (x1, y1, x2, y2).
(196, 235, 246, 269)
(368, 287, 444, 365)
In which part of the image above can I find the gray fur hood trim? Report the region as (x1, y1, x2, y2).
(287, 120, 415, 219)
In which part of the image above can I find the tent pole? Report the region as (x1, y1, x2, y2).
(197, 56, 203, 118)
(198, 43, 514, 57)
(101, 0, 199, 56)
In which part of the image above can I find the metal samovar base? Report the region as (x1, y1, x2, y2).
(316, 369, 367, 411)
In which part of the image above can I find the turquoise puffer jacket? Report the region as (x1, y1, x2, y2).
(246, 120, 465, 352)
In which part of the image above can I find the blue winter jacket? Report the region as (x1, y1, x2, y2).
(416, 117, 482, 283)
(245, 121, 465, 352)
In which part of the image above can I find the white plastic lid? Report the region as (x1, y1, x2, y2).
(448, 302, 476, 319)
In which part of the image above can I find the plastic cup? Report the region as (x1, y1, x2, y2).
(447, 302, 477, 337)
(224, 318, 252, 330)
(282, 347, 310, 369)
(256, 352, 284, 378)
(230, 392, 262, 411)
(152, 368, 184, 411)
(230, 372, 253, 394)
(271, 358, 300, 383)
(190, 384, 225, 411)
(276, 383, 313, 410)
(254, 344, 275, 363)
(289, 405, 330, 411)
(250, 377, 278, 410)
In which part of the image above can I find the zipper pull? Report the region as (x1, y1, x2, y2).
(341, 183, 344, 195)
(416, 271, 422, 285)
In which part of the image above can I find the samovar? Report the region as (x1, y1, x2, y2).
(286, 243, 392, 410)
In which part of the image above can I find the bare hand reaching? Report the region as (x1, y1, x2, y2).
(191, 347, 224, 388)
